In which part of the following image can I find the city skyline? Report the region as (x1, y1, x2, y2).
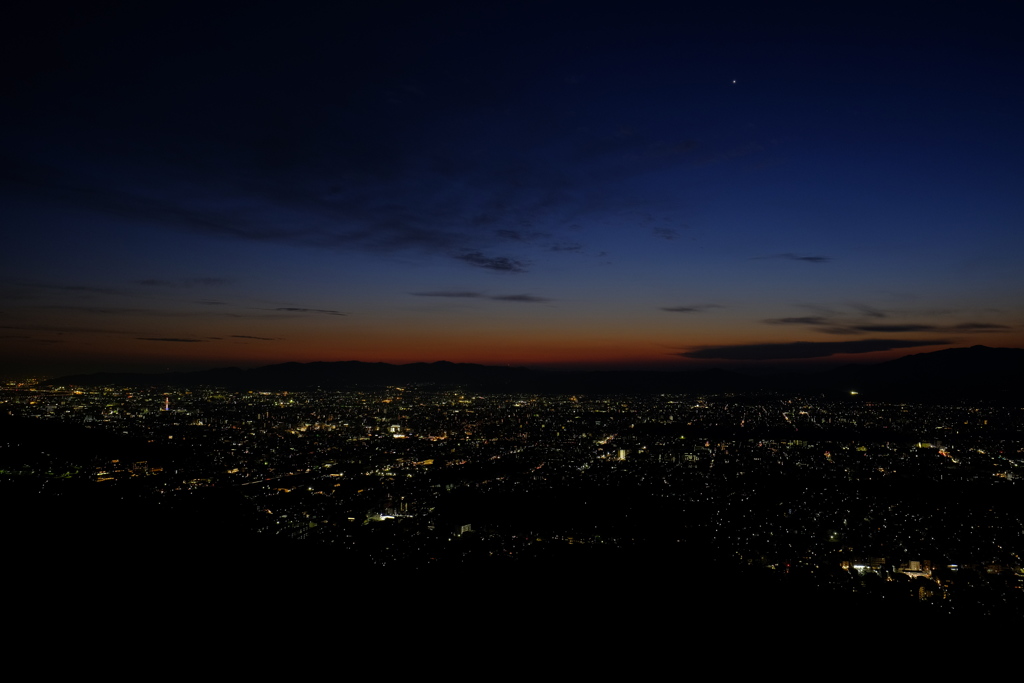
(3, 2, 1022, 376)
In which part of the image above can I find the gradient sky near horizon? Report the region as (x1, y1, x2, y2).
(2, 1, 1022, 376)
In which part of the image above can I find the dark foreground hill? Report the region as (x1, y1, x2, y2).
(816, 345, 1024, 402)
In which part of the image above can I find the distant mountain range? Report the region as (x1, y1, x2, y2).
(45, 346, 1024, 402)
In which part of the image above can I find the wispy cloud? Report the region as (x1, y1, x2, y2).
(489, 294, 551, 303)
(137, 277, 231, 288)
(137, 337, 207, 343)
(0, 323, 128, 334)
(662, 304, 722, 313)
(29, 304, 252, 320)
(230, 335, 277, 340)
(412, 291, 483, 298)
(754, 253, 831, 263)
(455, 251, 528, 273)
(39, 283, 123, 294)
(411, 291, 550, 302)
(0, 334, 64, 345)
(8, 282, 123, 296)
(495, 229, 548, 242)
(765, 314, 1011, 335)
(948, 322, 1011, 331)
(853, 324, 938, 333)
(764, 316, 831, 325)
(849, 304, 887, 318)
(265, 307, 346, 316)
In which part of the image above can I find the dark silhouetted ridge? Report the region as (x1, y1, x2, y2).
(44, 346, 1024, 400)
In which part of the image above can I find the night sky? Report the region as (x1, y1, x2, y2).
(3, 1, 1022, 376)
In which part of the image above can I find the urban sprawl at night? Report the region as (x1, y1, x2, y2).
(5, 377, 1022, 620)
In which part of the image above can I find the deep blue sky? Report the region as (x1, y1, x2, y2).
(2, 1, 1022, 375)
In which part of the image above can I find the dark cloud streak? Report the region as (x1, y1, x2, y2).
(266, 307, 346, 316)
(137, 278, 231, 288)
(765, 315, 1011, 335)
(489, 294, 550, 303)
(455, 252, 528, 273)
(949, 322, 1011, 331)
(680, 339, 947, 360)
(764, 316, 831, 325)
(662, 305, 722, 313)
(754, 253, 831, 263)
(137, 337, 206, 343)
(412, 291, 483, 298)
(411, 292, 550, 303)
